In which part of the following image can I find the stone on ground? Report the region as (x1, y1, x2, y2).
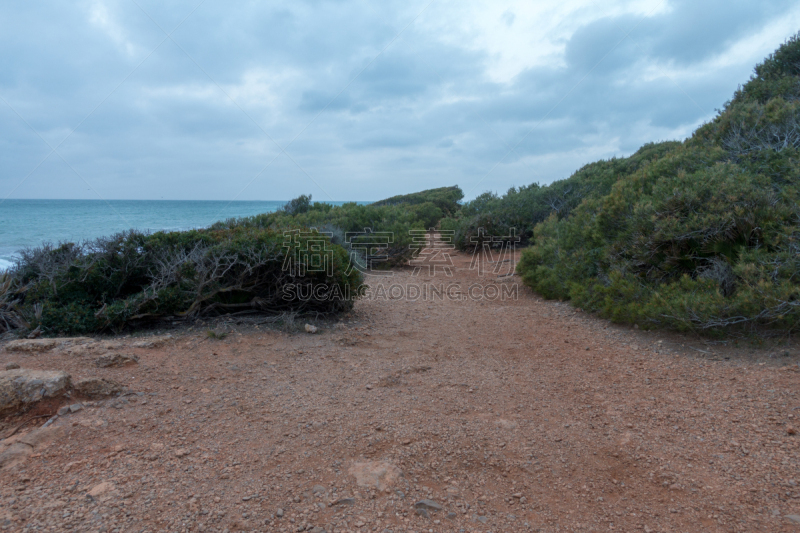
(73, 377, 124, 397)
(348, 460, 402, 491)
(95, 353, 139, 368)
(0, 369, 71, 415)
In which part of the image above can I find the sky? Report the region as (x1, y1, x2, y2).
(1, 1, 799, 202)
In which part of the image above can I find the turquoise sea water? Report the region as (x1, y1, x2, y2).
(0, 199, 360, 271)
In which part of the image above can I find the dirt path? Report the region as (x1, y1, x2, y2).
(1, 249, 800, 533)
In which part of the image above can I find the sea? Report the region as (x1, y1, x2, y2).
(0, 199, 361, 272)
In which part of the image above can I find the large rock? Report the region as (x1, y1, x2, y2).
(4, 339, 59, 353)
(73, 377, 124, 397)
(0, 369, 71, 415)
(65, 340, 122, 357)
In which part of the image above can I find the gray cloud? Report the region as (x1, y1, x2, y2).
(0, 0, 797, 203)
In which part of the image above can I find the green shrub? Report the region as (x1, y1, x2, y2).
(442, 141, 681, 248)
(213, 187, 465, 266)
(371, 185, 463, 215)
(514, 33, 800, 336)
(5, 227, 363, 335)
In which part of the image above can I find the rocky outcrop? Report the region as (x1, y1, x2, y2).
(4, 337, 94, 353)
(0, 369, 71, 415)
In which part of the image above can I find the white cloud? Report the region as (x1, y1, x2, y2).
(422, 0, 671, 83)
(87, 0, 139, 57)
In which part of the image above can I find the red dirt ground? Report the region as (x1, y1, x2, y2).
(2, 249, 800, 533)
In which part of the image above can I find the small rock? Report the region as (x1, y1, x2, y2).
(366, 384, 373, 390)
(787, 425, 797, 435)
(414, 499, 443, 511)
(57, 405, 70, 416)
(304, 324, 318, 334)
(331, 498, 355, 506)
(311, 484, 327, 495)
(88, 482, 112, 497)
(73, 377, 124, 397)
(786, 514, 800, 524)
(130, 335, 172, 349)
(276, 508, 284, 517)
(512, 493, 523, 498)
(349, 461, 402, 491)
(95, 353, 138, 368)
(69, 403, 83, 413)
(401, 438, 412, 445)
(5, 363, 20, 370)
(477, 515, 488, 524)
(415, 508, 429, 518)
(175, 448, 190, 458)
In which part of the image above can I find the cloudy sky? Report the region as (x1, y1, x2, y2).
(1, 0, 798, 202)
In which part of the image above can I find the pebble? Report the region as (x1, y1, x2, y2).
(414, 499, 443, 511)
(276, 508, 284, 517)
(5, 362, 20, 370)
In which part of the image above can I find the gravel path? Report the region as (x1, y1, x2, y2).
(1, 250, 799, 533)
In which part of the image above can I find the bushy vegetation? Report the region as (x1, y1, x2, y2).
(497, 34, 800, 336)
(371, 185, 463, 215)
(0, 228, 362, 336)
(0, 186, 462, 336)
(213, 186, 463, 266)
(441, 142, 679, 248)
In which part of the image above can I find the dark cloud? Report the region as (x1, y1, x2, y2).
(0, 0, 796, 202)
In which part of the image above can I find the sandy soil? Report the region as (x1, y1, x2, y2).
(1, 249, 800, 533)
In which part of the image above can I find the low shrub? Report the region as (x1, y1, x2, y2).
(212, 186, 465, 267)
(4, 227, 363, 335)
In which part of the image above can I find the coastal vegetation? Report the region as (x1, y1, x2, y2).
(2, 34, 799, 338)
(444, 34, 800, 336)
(212, 185, 463, 266)
(0, 187, 461, 336)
